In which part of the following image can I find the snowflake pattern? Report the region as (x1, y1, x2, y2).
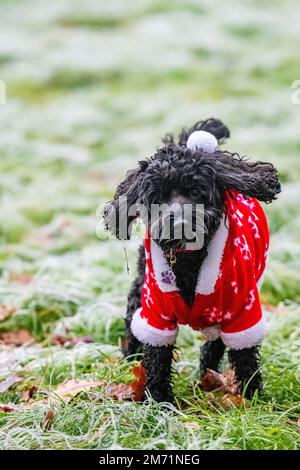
(143, 265, 154, 308)
(248, 215, 260, 239)
(203, 307, 223, 323)
(231, 281, 238, 294)
(223, 311, 233, 320)
(233, 235, 251, 260)
(237, 194, 255, 210)
(245, 289, 255, 311)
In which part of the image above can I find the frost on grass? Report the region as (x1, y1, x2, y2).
(0, 0, 300, 450)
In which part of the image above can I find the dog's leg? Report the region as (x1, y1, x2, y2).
(200, 338, 226, 377)
(228, 346, 262, 398)
(123, 245, 145, 359)
(142, 344, 174, 403)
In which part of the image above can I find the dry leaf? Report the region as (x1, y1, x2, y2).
(297, 418, 300, 429)
(43, 409, 54, 431)
(21, 385, 38, 402)
(221, 393, 245, 409)
(0, 305, 16, 321)
(0, 403, 22, 413)
(0, 330, 34, 346)
(131, 363, 146, 401)
(9, 273, 33, 285)
(71, 336, 94, 345)
(183, 421, 200, 430)
(0, 373, 22, 393)
(53, 379, 106, 402)
(51, 335, 94, 347)
(106, 383, 133, 401)
(199, 368, 240, 395)
(199, 369, 227, 391)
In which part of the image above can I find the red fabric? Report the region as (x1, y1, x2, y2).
(137, 192, 269, 344)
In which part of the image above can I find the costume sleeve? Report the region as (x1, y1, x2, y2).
(130, 259, 178, 347)
(220, 254, 268, 350)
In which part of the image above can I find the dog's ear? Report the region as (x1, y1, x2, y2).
(178, 118, 230, 146)
(104, 161, 148, 239)
(212, 152, 281, 203)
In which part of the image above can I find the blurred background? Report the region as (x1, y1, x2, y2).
(0, 0, 300, 450)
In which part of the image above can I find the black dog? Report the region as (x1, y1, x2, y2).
(104, 118, 280, 402)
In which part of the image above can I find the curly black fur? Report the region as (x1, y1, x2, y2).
(105, 118, 281, 403)
(123, 244, 144, 359)
(228, 346, 262, 398)
(200, 338, 226, 377)
(142, 344, 174, 402)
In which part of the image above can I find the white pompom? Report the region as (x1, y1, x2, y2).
(186, 130, 218, 153)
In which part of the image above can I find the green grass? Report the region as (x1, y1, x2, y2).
(0, 0, 300, 450)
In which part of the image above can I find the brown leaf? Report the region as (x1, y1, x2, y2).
(43, 409, 54, 431)
(21, 385, 38, 402)
(183, 421, 200, 430)
(9, 273, 33, 285)
(53, 379, 106, 402)
(0, 373, 22, 393)
(0, 305, 16, 321)
(199, 369, 227, 391)
(0, 330, 34, 346)
(51, 335, 94, 347)
(106, 383, 133, 401)
(71, 336, 94, 345)
(199, 368, 240, 395)
(0, 403, 22, 413)
(297, 418, 300, 429)
(131, 363, 146, 402)
(221, 393, 245, 409)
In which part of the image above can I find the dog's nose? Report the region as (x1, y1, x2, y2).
(161, 213, 190, 240)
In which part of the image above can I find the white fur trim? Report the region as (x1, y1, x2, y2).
(196, 215, 229, 295)
(131, 308, 178, 346)
(220, 315, 268, 350)
(202, 325, 221, 341)
(150, 239, 178, 292)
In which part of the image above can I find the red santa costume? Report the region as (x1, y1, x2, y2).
(131, 192, 269, 350)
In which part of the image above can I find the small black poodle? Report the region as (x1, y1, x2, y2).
(104, 118, 281, 402)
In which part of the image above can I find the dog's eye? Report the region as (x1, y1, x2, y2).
(190, 188, 201, 198)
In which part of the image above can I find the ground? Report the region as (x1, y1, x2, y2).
(0, 0, 300, 450)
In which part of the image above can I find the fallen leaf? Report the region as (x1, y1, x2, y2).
(199, 369, 227, 391)
(0, 330, 34, 346)
(0, 403, 22, 413)
(53, 379, 106, 402)
(9, 273, 33, 285)
(43, 409, 54, 431)
(106, 383, 133, 401)
(0, 305, 16, 321)
(183, 421, 200, 430)
(131, 363, 146, 401)
(199, 368, 240, 395)
(71, 336, 94, 345)
(0, 373, 22, 393)
(297, 418, 300, 428)
(21, 385, 38, 402)
(51, 335, 94, 347)
(221, 393, 245, 409)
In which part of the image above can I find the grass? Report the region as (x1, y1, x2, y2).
(0, 0, 300, 450)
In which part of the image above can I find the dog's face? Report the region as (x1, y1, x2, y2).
(132, 146, 226, 252)
(104, 119, 281, 253)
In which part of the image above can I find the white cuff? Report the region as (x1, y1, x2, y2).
(220, 315, 268, 350)
(131, 308, 178, 347)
